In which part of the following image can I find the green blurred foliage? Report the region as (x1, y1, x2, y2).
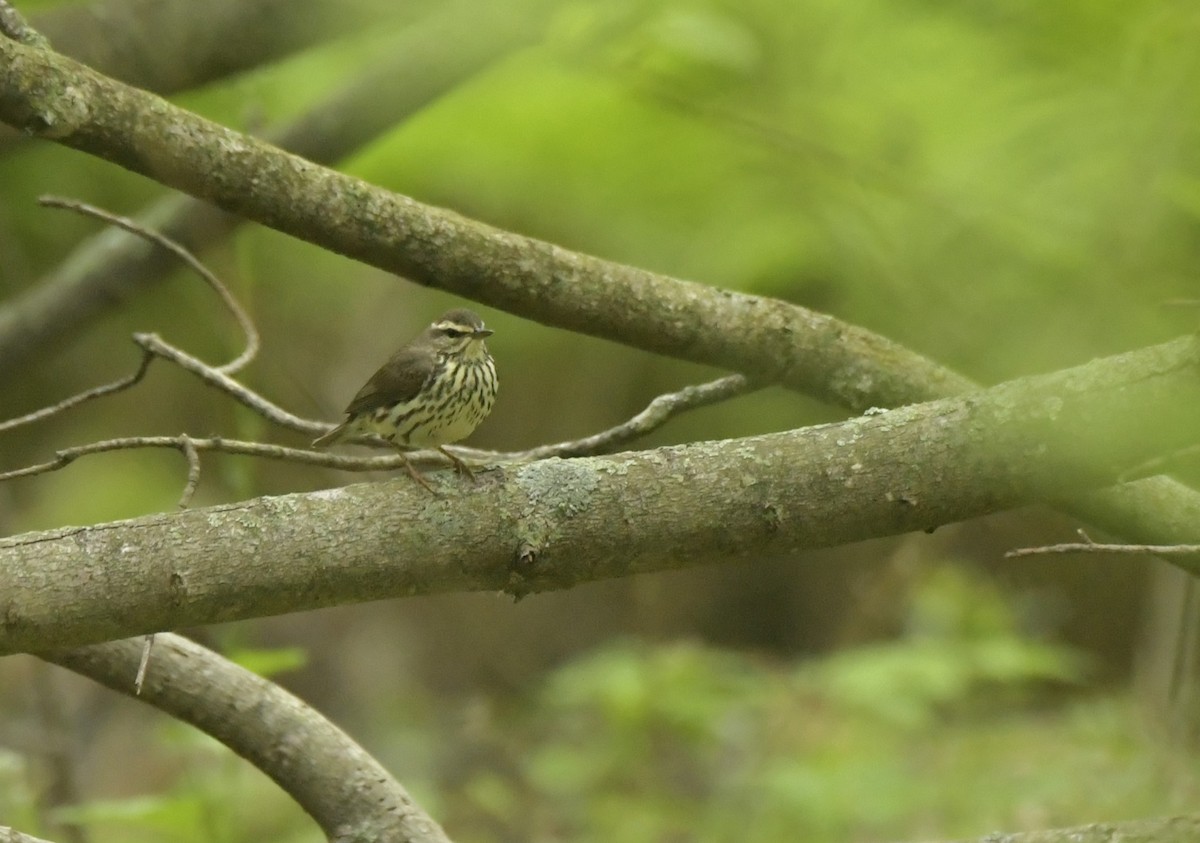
(428, 565, 1187, 841)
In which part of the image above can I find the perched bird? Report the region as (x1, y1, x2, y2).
(312, 308, 498, 490)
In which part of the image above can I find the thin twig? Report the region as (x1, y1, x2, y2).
(133, 332, 322, 434)
(0, 436, 399, 482)
(0, 348, 154, 433)
(536, 372, 751, 458)
(461, 373, 755, 462)
(1007, 542, 1200, 558)
(0, 375, 759, 483)
(133, 634, 156, 695)
(38, 196, 260, 375)
(0, 333, 320, 437)
(178, 436, 201, 508)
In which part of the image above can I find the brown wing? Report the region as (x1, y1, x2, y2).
(343, 345, 434, 416)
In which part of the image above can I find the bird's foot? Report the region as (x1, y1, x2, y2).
(439, 447, 477, 482)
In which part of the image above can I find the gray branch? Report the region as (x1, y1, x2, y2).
(2, 334, 1197, 656)
(44, 634, 451, 843)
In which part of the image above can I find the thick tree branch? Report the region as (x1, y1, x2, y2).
(44, 634, 451, 843)
(0, 1, 543, 380)
(2, 335, 1197, 656)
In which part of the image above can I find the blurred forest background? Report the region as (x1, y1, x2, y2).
(2, 0, 1200, 840)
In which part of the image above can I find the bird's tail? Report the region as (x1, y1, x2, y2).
(311, 422, 349, 449)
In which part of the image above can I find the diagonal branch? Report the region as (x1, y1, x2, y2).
(44, 634, 452, 843)
(2, 334, 1197, 656)
(0, 347, 154, 434)
(39, 195, 260, 374)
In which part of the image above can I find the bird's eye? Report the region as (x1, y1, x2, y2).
(443, 328, 464, 338)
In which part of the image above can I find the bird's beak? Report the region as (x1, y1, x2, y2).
(474, 328, 494, 338)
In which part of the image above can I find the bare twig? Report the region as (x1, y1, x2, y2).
(1008, 542, 1200, 558)
(0, 436, 397, 482)
(178, 436, 201, 508)
(0, 374, 758, 486)
(0, 200, 284, 440)
(0, 348, 154, 433)
(0, 333, 317, 437)
(133, 332, 321, 435)
(454, 373, 756, 462)
(133, 634, 155, 695)
(1007, 526, 1200, 558)
(39, 196, 260, 374)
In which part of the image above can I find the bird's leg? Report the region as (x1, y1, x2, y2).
(385, 440, 438, 494)
(402, 457, 439, 494)
(438, 446, 476, 481)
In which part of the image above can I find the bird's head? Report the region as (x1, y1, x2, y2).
(425, 309, 493, 360)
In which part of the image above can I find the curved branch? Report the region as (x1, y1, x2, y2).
(39, 196, 260, 374)
(44, 634, 451, 843)
(3, 335, 1197, 656)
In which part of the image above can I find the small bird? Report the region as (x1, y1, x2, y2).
(312, 308, 498, 490)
